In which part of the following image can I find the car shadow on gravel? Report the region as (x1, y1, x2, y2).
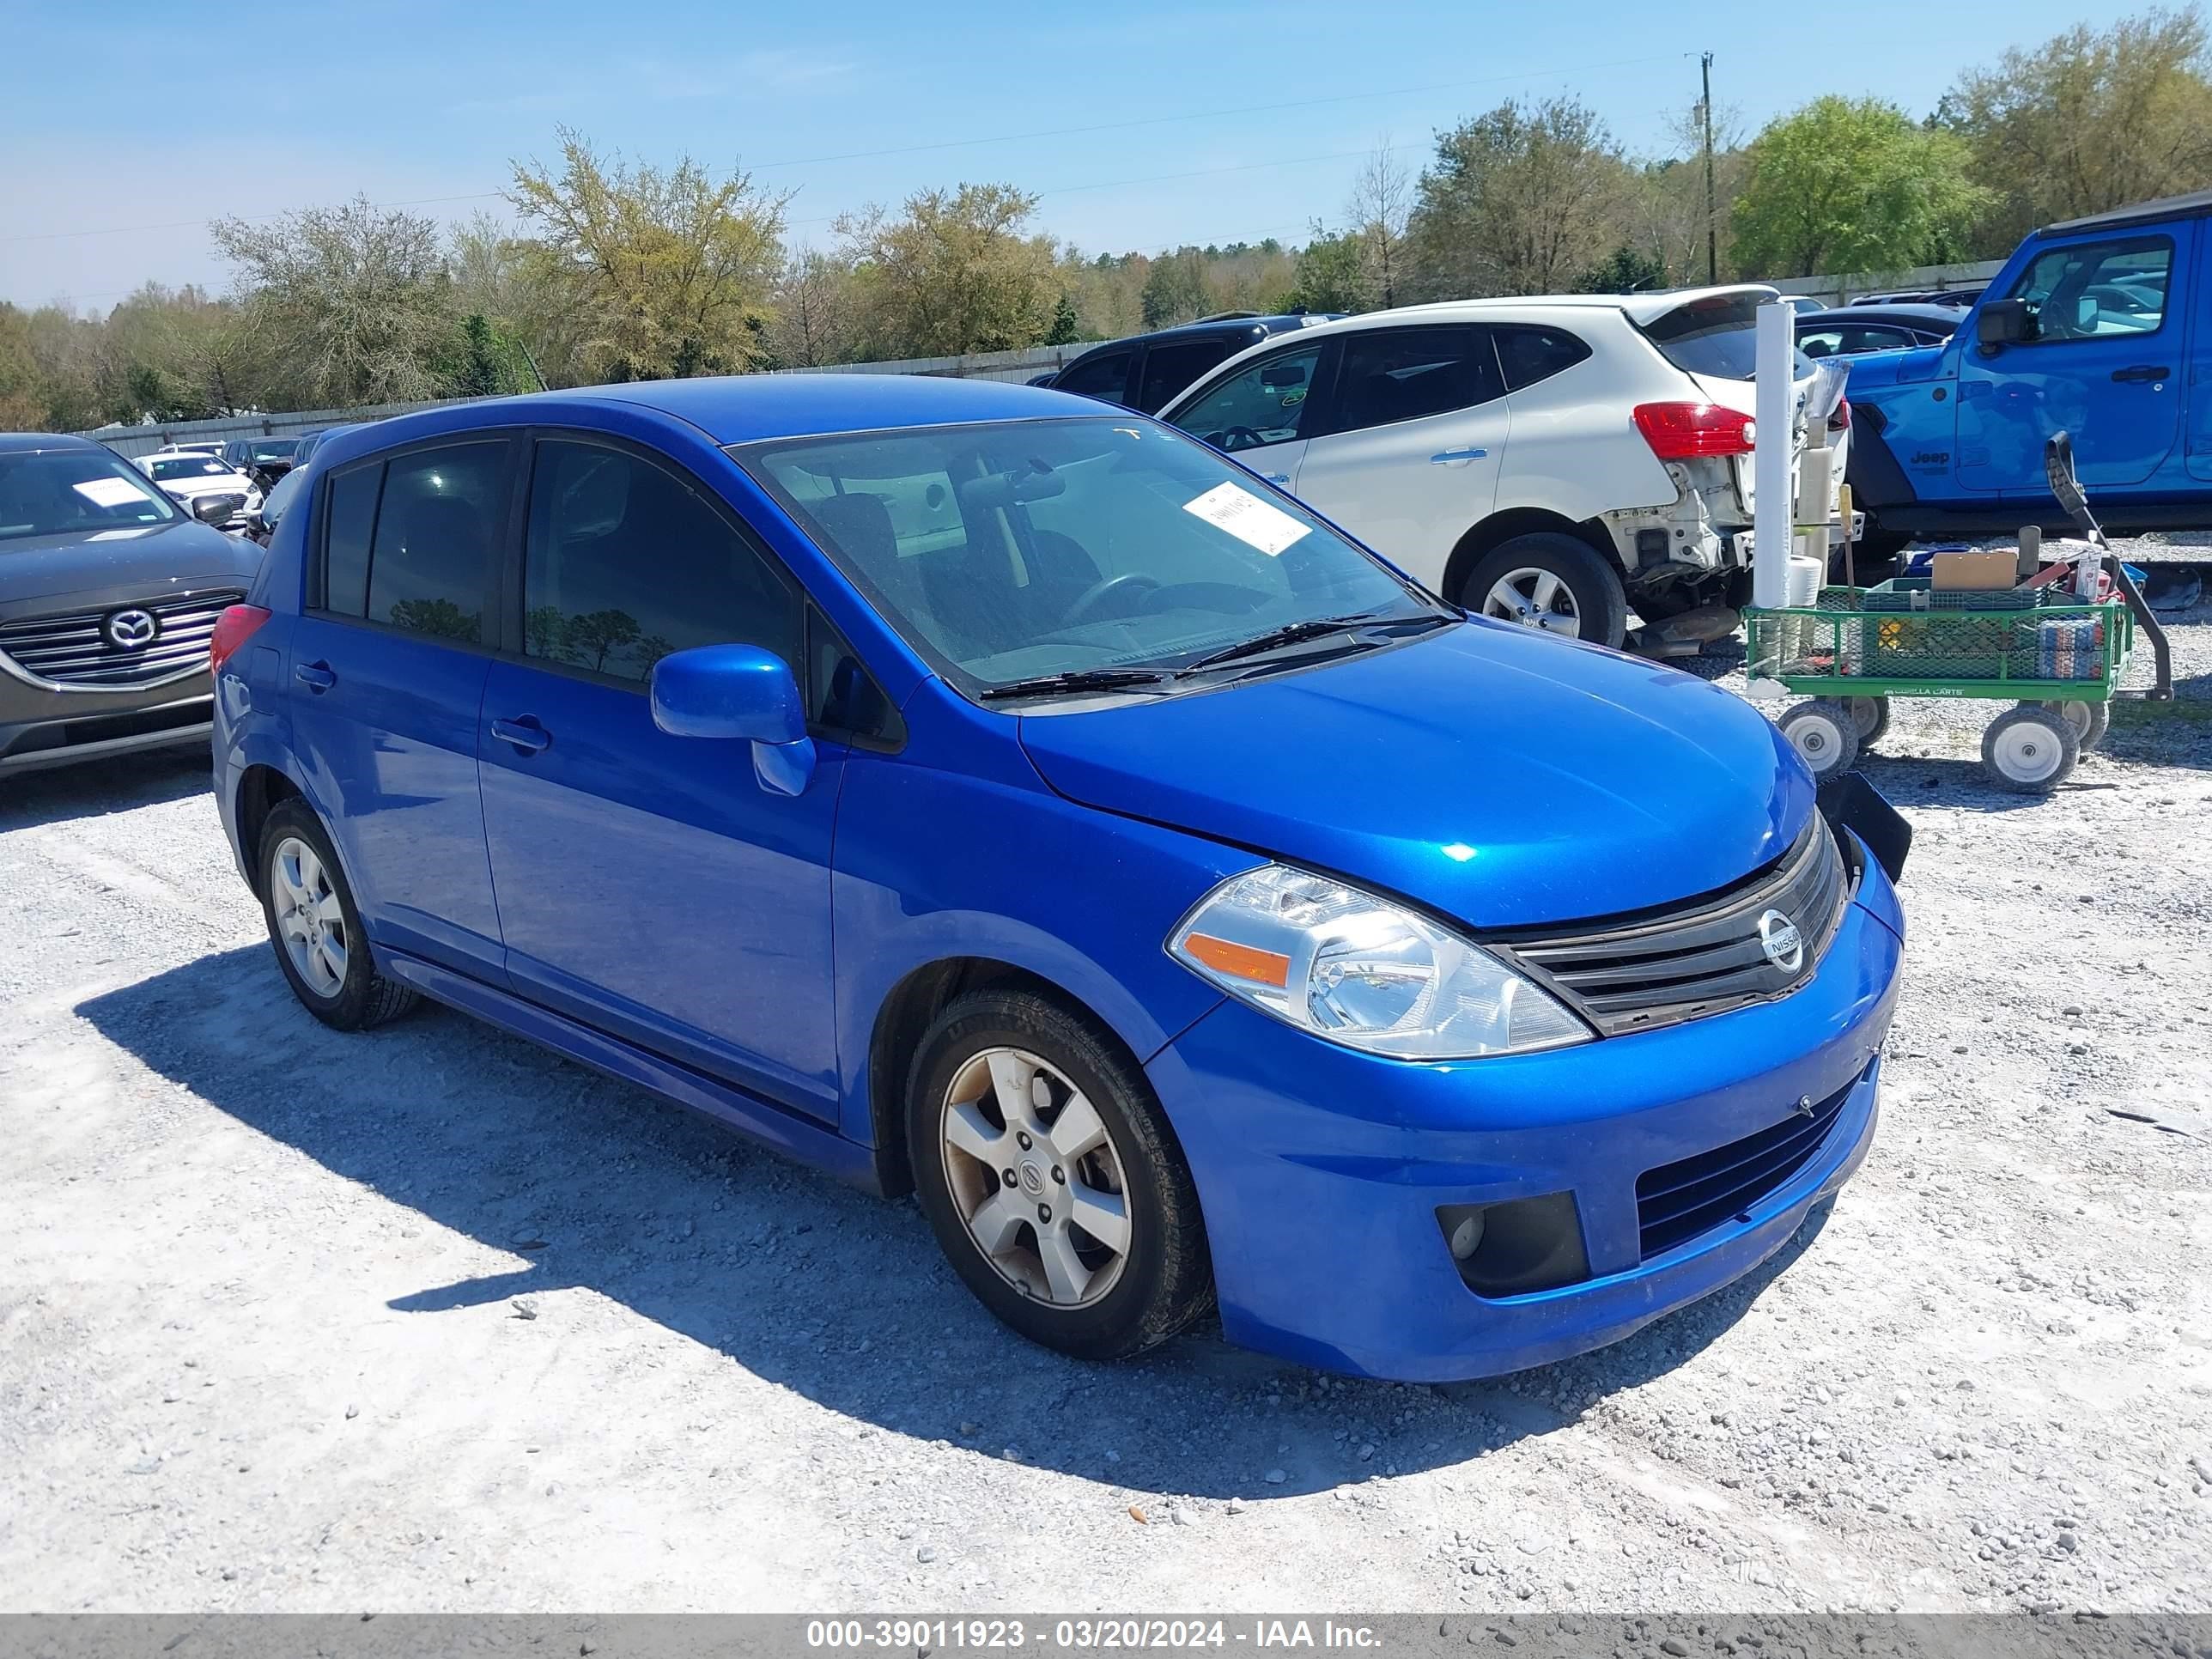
(0, 743, 211, 831)
(79, 943, 1835, 1503)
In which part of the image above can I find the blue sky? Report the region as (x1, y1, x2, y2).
(1, 0, 2103, 308)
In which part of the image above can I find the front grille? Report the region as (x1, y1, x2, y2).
(0, 589, 244, 690)
(1498, 817, 1851, 1036)
(1634, 1070, 1857, 1259)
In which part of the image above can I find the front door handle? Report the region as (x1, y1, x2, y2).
(1431, 447, 1488, 465)
(490, 716, 550, 756)
(294, 661, 336, 692)
(2112, 364, 2171, 383)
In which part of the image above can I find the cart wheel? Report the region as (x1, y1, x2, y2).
(1845, 696, 1892, 748)
(2039, 699, 2110, 752)
(1982, 705, 2080, 793)
(1779, 699, 1861, 780)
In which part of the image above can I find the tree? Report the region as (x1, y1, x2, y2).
(1937, 8, 2212, 248)
(1577, 246, 1668, 294)
(1406, 97, 1637, 300)
(1285, 229, 1370, 313)
(837, 184, 1057, 356)
(769, 249, 860, 368)
(211, 197, 457, 406)
(1139, 246, 1209, 329)
(1346, 146, 1414, 308)
(507, 128, 788, 382)
(1730, 97, 1991, 276)
(1044, 292, 1082, 345)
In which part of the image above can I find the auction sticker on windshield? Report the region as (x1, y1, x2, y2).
(1182, 481, 1310, 556)
(73, 477, 150, 508)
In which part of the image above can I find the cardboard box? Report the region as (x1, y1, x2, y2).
(1930, 550, 2020, 592)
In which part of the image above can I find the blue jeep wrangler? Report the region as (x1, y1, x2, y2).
(1844, 188, 2212, 562)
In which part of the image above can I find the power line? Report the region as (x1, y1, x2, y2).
(1, 51, 1680, 247)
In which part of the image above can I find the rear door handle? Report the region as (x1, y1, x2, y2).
(490, 716, 550, 755)
(1431, 447, 1487, 464)
(294, 661, 336, 692)
(2112, 364, 2171, 383)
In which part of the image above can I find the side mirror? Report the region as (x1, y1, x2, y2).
(190, 495, 234, 525)
(1976, 299, 2031, 351)
(649, 643, 816, 797)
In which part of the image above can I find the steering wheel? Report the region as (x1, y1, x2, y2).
(1061, 573, 1164, 626)
(1209, 426, 1267, 453)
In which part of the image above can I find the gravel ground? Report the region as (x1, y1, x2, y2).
(3, 545, 2208, 1616)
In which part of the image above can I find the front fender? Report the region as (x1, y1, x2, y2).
(829, 749, 1246, 1151)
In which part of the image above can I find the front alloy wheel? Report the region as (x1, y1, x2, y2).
(908, 989, 1212, 1359)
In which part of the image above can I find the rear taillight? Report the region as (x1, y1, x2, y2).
(1632, 402, 1757, 460)
(208, 604, 271, 674)
(1828, 397, 1851, 433)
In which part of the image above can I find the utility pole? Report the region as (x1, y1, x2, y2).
(1701, 52, 1719, 286)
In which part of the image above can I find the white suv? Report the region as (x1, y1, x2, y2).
(1157, 286, 1845, 648)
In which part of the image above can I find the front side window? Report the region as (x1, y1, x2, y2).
(521, 440, 799, 684)
(1168, 343, 1326, 452)
(0, 447, 178, 542)
(742, 416, 1443, 697)
(1329, 326, 1500, 431)
(2007, 235, 2172, 342)
(1053, 349, 1132, 403)
(1135, 338, 1240, 412)
(364, 441, 507, 643)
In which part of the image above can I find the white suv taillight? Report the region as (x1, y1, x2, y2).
(1632, 402, 1756, 460)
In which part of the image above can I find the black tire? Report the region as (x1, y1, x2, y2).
(1846, 695, 1892, 748)
(1458, 532, 1629, 649)
(2043, 699, 2110, 751)
(906, 988, 1213, 1361)
(1981, 704, 2080, 794)
(1778, 698, 1861, 780)
(256, 799, 419, 1030)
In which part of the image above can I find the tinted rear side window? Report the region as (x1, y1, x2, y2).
(365, 441, 507, 644)
(1494, 325, 1592, 391)
(1638, 295, 1766, 380)
(1054, 349, 1132, 403)
(522, 440, 800, 684)
(1330, 325, 1500, 429)
(1136, 337, 1240, 411)
(321, 464, 381, 617)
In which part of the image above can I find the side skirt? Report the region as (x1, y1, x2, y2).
(379, 951, 885, 1196)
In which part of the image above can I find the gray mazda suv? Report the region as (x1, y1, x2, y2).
(1, 433, 265, 776)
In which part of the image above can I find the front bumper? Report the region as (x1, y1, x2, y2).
(1145, 845, 1905, 1382)
(0, 670, 216, 775)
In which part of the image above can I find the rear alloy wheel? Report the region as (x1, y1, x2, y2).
(1778, 698, 1861, 780)
(257, 799, 419, 1031)
(1981, 704, 2080, 793)
(2042, 699, 2110, 751)
(1461, 532, 1628, 649)
(908, 989, 1212, 1360)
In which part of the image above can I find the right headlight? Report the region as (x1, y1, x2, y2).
(1168, 864, 1591, 1060)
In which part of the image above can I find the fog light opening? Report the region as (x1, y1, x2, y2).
(1437, 1194, 1592, 1297)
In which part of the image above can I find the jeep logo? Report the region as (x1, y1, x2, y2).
(1910, 451, 1950, 465)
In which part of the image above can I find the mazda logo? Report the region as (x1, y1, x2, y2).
(1756, 908, 1804, 973)
(103, 609, 159, 650)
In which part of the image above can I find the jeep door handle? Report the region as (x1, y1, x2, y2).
(294, 661, 336, 692)
(1431, 447, 1487, 464)
(2112, 364, 2171, 383)
(490, 716, 551, 755)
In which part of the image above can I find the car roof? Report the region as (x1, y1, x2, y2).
(325, 374, 1109, 458)
(2044, 188, 2212, 235)
(0, 432, 103, 455)
(1276, 284, 1783, 345)
(1796, 303, 1962, 328)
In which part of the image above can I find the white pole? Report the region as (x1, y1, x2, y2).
(1752, 298, 1795, 611)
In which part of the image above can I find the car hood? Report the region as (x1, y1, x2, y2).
(155, 474, 254, 497)
(1016, 623, 1814, 930)
(1828, 343, 1948, 388)
(0, 518, 263, 614)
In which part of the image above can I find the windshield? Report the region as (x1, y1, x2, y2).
(1642, 293, 1814, 381)
(739, 416, 1442, 696)
(149, 455, 234, 481)
(0, 447, 180, 542)
(247, 440, 297, 461)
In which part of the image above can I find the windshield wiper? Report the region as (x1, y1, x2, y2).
(1174, 611, 1450, 676)
(978, 667, 1171, 702)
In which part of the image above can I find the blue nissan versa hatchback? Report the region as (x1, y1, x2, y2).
(210, 374, 1905, 1382)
